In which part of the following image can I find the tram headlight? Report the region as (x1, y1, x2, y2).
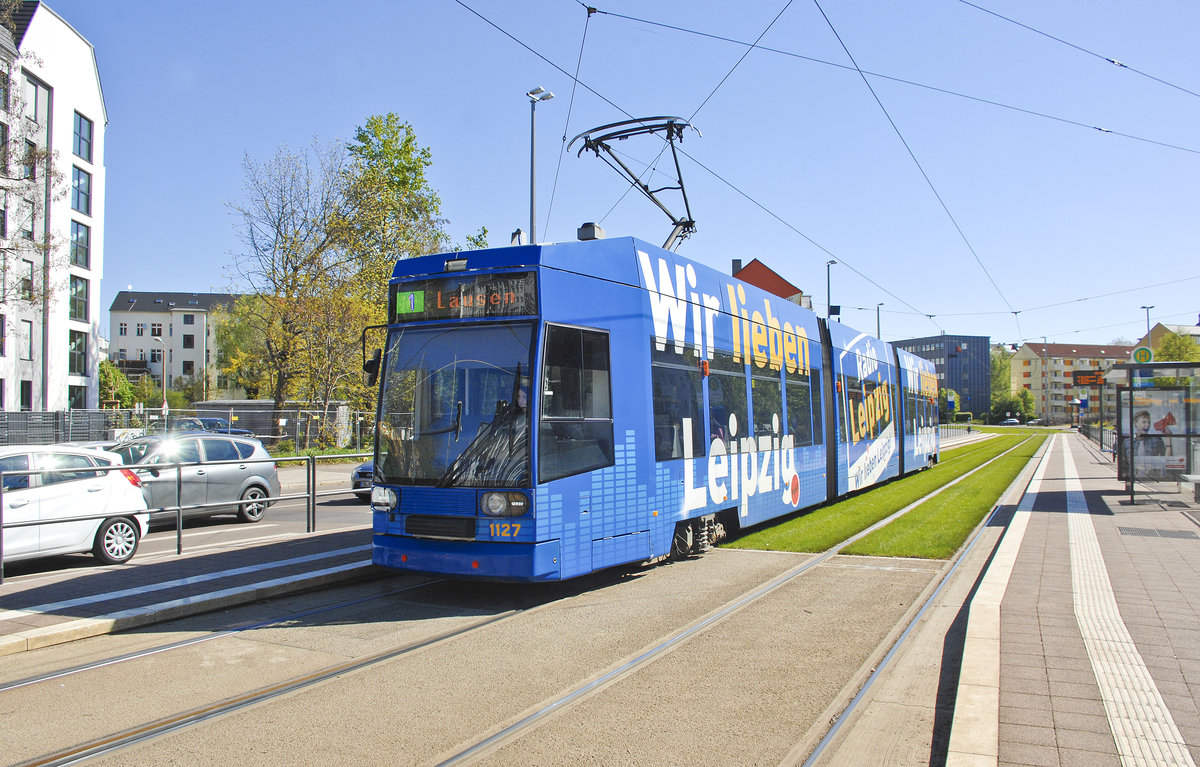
(371, 486, 398, 511)
(480, 491, 530, 517)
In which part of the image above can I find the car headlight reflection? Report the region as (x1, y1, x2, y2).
(480, 491, 529, 517)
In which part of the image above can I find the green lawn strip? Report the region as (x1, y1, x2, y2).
(724, 434, 1027, 553)
(842, 436, 1045, 559)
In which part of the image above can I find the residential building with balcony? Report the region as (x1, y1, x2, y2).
(1010, 342, 1134, 424)
(108, 291, 241, 402)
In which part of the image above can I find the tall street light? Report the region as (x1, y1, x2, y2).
(152, 336, 168, 416)
(1140, 305, 1154, 340)
(527, 86, 554, 245)
(826, 260, 836, 319)
(876, 303, 884, 338)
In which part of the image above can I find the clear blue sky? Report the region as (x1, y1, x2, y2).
(46, 0, 1200, 347)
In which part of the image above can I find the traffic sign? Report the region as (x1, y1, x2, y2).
(1131, 347, 1154, 364)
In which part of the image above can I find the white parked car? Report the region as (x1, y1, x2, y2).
(0, 446, 150, 565)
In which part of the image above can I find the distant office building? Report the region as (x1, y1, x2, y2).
(108, 291, 242, 402)
(0, 3, 105, 410)
(1010, 342, 1134, 424)
(894, 335, 991, 417)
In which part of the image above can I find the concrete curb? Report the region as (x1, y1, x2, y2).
(0, 561, 381, 657)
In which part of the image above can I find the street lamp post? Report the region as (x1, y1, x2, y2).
(526, 86, 554, 245)
(876, 302, 884, 338)
(826, 260, 836, 319)
(1140, 305, 1154, 340)
(152, 336, 168, 416)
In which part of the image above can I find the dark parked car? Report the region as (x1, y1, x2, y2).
(108, 434, 280, 523)
(197, 417, 255, 437)
(351, 460, 373, 503)
(999, 418, 1020, 426)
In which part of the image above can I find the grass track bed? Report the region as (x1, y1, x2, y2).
(842, 437, 1045, 559)
(725, 435, 1035, 555)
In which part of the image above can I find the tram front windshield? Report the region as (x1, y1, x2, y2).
(375, 323, 534, 488)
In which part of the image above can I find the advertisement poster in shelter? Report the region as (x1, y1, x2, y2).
(1117, 388, 1188, 481)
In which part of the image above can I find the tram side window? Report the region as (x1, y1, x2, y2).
(650, 343, 705, 461)
(751, 372, 782, 440)
(708, 350, 747, 444)
(905, 387, 917, 435)
(786, 369, 812, 447)
(539, 325, 614, 482)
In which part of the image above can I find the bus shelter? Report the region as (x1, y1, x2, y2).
(1112, 362, 1199, 499)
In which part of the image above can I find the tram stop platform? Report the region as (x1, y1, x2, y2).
(0, 527, 377, 657)
(815, 431, 1200, 767)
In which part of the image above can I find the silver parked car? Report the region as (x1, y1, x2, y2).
(351, 460, 373, 503)
(0, 445, 150, 565)
(108, 434, 280, 523)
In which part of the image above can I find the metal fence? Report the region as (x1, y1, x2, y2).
(0, 451, 373, 583)
(0, 408, 377, 450)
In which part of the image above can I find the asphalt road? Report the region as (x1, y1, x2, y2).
(0, 545, 940, 766)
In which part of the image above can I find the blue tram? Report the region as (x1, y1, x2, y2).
(366, 236, 938, 581)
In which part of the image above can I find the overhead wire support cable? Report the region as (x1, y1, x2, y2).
(544, 4, 596, 241)
(812, 0, 1016, 321)
(957, 0, 1200, 102)
(588, 7, 1200, 155)
(458, 0, 942, 327)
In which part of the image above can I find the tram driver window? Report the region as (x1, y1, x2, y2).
(539, 325, 614, 482)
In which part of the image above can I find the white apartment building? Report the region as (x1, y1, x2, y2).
(0, 2, 104, 410)
(108, 291, 239, 401)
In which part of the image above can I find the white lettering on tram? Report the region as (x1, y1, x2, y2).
(681, 415, 800, 517)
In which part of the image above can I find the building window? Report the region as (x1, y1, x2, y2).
(20, 380, 32, 411)
(73, 112, 93, 162)
(137, 348, 146, 361)
(117, 348, 126, 360)
(150, 347, 162, 363)
(0, 199, 6, 239)
(70, 221, 90, 267)
(69, 330, 87, 375)
(69, 276, 89, 322)
(20, 318, 32, 360)
(71, 167, 91, 215)
(183, 314, 195, 325)
(22, 202, 33, 240)
(68, 385, 86, 410)
(22, 140, 35, 180)
(0, 313, 4, 356)
(183, 334, 195, 349)
(150, 322, 162, 337)
(20, 259, 32, 299)
(119, 322, 127, 336)
(23, 77, 47, 123)
(182, 360, 194, 376)
(136, 323, 145, 337)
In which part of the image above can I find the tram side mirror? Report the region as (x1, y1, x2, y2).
(364, 349, 382, 386)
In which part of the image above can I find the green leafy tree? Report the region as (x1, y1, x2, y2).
(1154, 333, 1200, 362)
(98, 360, 135, 407)
(990, 347, 1012, 405)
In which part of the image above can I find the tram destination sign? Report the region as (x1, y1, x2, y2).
(391, 271, 537, 322)
(1071, 370, 1105, 386)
